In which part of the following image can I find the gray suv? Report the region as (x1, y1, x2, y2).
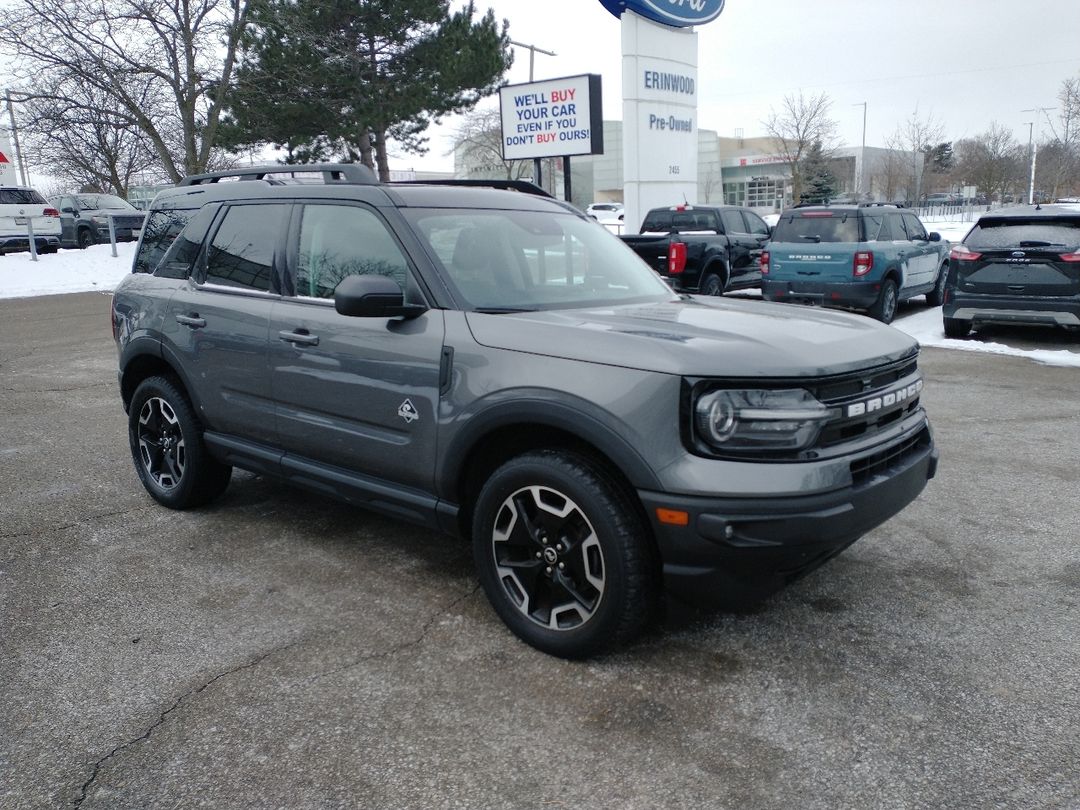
(112, 165, 938, 658)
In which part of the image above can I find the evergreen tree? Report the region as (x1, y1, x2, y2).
(799, 140, 837, 203)
(925, 142, 954, 174)
(221, 0, 512, 179)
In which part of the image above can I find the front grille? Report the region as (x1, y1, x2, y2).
(810, 357, 923, 449)
(849, 427, 931, 487)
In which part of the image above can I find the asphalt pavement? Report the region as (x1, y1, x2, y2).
(1, 292, 1077, 809)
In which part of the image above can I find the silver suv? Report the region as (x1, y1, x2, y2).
(112, 165, 938, 658)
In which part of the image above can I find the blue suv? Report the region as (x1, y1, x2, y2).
(761, 205, 951, 323)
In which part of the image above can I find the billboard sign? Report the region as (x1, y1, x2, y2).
(499, 74, 603, 161)
(599, 0, 725, 28)
(0, 129, 19, 185)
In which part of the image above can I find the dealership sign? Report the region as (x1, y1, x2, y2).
(499, 74, 603, 161)
(598, 0, 725, 28)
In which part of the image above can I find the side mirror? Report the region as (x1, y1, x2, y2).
(334, 274, 427, 319)
(928, 232, 941, 242)
(61, 206, 76, 214)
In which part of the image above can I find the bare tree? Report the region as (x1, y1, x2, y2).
(954, 123, 1025, 203)
(885, 106, 945, 202)
(762, 91, 838, 204)
(1037, 75, 1080, 198)
(452, 108, 531, 180)
(0, 0, 250, 182)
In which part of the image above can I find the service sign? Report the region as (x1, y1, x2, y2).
(499, 74, 603, 161)
(599, 0, 725, 28)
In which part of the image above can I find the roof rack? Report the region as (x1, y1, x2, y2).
(391, 178, 553, 198)
(177, 163, 378, 187)
(861, 201, 904, 208)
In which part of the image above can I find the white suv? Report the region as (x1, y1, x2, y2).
(0, 187, 61, 254)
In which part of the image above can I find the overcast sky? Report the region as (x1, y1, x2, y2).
(400, 0, 1080, 171)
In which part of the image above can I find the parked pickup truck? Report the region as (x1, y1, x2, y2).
(620, 204, 771, 295)
(762, 204, 951, 324)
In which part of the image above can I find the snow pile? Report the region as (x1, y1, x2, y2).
(0, 242, 137, 299)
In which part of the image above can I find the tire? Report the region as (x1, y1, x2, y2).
(926, 262, 948, 307)
(699, 269, 727, 297)
(472, 450, 658, 658)
(869, 278, 898, 324)
(77, 228, 95, 249)
(943, 317, 971, 339)
(128, 375, 232, 509)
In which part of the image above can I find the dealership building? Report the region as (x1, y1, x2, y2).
(455, 119, 915, 215)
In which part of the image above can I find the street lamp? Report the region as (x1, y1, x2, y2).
(853, 102, 867, 197)
(1021, 106, 1056, 205)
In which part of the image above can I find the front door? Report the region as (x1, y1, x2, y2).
(269, 202, 444, 494)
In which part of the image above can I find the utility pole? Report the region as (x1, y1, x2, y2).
(509, 40, 556, 192)
(5, 90, 30, 186)
(1021, 106, 1056, 204)
(853, 101, 867, 196)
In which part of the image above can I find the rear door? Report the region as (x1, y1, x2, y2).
(955, 216, 1080, 298)
(269, 201, 445, 492)
(768, 209, 859, 282)
(901, 213, 937, 287)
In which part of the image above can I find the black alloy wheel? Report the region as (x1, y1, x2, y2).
(699, 271, 726, 297)
(127, 375, 231, 509)
(473, 450, 657, 658)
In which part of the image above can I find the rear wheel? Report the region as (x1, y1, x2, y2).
(472, 450, 658, 658)
(128, 375, 232, 509)
(869, 278, 898, 324)
(699, 269, 726, 297)
(943, 317, 971, 339)
(926, 262, 948, 307)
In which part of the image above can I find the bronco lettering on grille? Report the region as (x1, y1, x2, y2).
(846, 379, 923, 418)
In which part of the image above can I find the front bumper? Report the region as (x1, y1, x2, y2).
(945, 292, 1080, 328)
(638, 427, 937, 607)
(762, 278, 882, 310)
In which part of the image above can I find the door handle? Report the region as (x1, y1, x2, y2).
(278, 329, 319, 347)
(175, 313, 206, 328)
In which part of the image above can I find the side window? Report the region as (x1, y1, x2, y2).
(296, 204, 409, 299)
(903, 214, 928, 241)
(641, 211, 672, 232)
(861, 214, 884, 241)
(133, 208, 194, 274)
(744, 212, 770, 236)
(155, 205, 218, 279)
(720, 210, 746, 234)
(204, 204, 287, 291)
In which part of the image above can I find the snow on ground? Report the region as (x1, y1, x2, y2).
(1, 219, 1077, 368)
(0, 242, 137, 299)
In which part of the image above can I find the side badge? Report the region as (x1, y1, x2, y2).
(397, 399, 419, 424)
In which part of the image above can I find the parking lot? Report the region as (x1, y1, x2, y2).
(1, 291, 1078, 809)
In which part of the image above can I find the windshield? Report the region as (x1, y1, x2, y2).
(966, 219, 1080, 250)
(404, 208, 675, 311)
(77, 194, 135, 211)
(771, 211, 861, 243)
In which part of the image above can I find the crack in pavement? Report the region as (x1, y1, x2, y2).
(2, 381, 113, 394)
(0, 507, 141, 541)
(72, 642, 297, 808)
(293, 582, 482, 688)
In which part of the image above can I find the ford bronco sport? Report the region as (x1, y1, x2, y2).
(112, 165, 938, 658)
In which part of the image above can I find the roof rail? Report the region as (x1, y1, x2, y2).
(177, 163, 378, 187)
(861, 201, 904, 208)
(392, 178, 553, 198)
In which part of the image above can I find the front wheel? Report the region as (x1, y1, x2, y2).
(926, 262, 948, 307)
(128, 375, 232, 509)
(77, 228, 95, 249)
(472, 450, 658, 658)
(869, 278, 898, 324)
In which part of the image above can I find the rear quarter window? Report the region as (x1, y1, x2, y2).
(133, 209, 194, 274)
(966, 219, 1080, 249)
(771, 212, 860, 243)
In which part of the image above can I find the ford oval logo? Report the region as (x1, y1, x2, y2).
(598, 0, 726, 27)
(1011, 251, 1025, 257)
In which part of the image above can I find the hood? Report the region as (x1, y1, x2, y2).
(465, 297, 918, 378)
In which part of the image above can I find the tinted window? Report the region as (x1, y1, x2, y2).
(744, 212, 770, 236)
(0, 189, 47, 205)
(902, 214, 927, 240)
(154, 205, 218, 279)
(720, 210, 746, 234)
(966, 218, 1080, 250)
(204, 204, 286, 291)
(771, 212, 859, 243)
(133, 208, 193, 274)
(640, 211, 673, 232)
(76, 194, 134, 211)
(861, 214, 884, 241)
(296, 204, 409, 298)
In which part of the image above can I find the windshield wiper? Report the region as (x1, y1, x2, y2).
(472, 306, 539, 314)
(798, 234, 822, 242)
(1017, 240, 1065, 247)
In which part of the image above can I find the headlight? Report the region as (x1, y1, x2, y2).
(693, 388, 832, 453)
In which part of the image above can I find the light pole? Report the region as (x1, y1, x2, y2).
(1021, 106, 1056, 205)
(509, 40, 556, 191)
(4, 90, 30, 187)
(853, 102, 867, 197)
